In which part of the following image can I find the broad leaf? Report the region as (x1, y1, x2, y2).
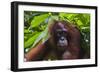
(24, 32, 41, 48)
(31, 25, 48, 48)
(31, 14, 49, 28)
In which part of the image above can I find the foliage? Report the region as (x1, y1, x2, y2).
(24, 11, 90, 57)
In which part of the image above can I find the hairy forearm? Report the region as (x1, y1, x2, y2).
(25, 43, 46, 61)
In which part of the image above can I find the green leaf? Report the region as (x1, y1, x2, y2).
(77, 20, 83, 26)
(42, 26, 49, 43)
(31, 14, 50, 28)
(31, 25, 48, 48)
(24, 29, 32, 34)
(50, 16, 59, 21)
(24, 32, 41, 48)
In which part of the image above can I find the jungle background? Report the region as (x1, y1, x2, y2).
(24, 11, 90, 59)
